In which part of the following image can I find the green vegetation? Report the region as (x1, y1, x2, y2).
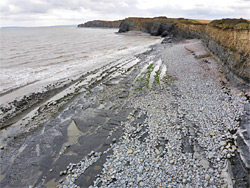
(135, 63, 154, 91)
(145, 64, 154, 88)
(165, 75, 175, 84)
(127, 66, 133, 72)
(210, 18, 250, 30)
(178, 19, 203, 25)
(147, 63, 154, 70)
(135, 85, 144, 92)
(155, 69, 161, 86)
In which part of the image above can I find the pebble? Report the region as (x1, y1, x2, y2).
(200, 159, 209, 169)
(127, 149, 133, 154)
(112, 138, 116, 143)
(219, 141, 227, 146)
(138, 166, 143, 173)
(205, 174, 210, 181)
(207, 152, 213, 159)
(60, 171, 64, 176)
(139, 182, 145, 186)
(155, 149, 161, 155)
(168, 151, 172, 157)
(136, 176, 143, 182)
(55, 41, 244, 188)
(232, 146, 237, 151)
(65, 143, 71, 148)
(156, 178, 161, 183)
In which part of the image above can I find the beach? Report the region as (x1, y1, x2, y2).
(0, 29, 250, 187)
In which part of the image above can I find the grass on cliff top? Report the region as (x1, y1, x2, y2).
(178, 18, 205, 25)
(210, 18, 250, 30)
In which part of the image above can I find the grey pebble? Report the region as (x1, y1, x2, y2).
(205, 174, 210, 181)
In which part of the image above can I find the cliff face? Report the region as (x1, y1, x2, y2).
(79, 17, 250, 84)
(118, 17, 250, 84)
(78, 20, 121, 28)
(176, 22, 250, 84)
(118, 17, 176, 36)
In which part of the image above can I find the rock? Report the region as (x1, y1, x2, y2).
(200, 159, 209, 169)
(60, 171, 64, 176)
(127, 149, 133, 154)
(65, 143, 71, 148)
(205, 174, 210, 181)
(59, 179, 64, 183)
(156, 178, 161, 183)
(139, 182, 145, 186)
(210, 132, 215, 136)
(232, 146, 237, 151)
(169, 160, 174, 164)
(118, 17, 175, 37)
(138, 166, 144, 173)
(207, 152, 213, 159)
(0, 146, 4, 150)
(155, 149, 161, 155)
(112, 138, 116, 143)
(219, 141, 227, 146)
(79, 20, 121, 28)
(136, 176, 143, 182)
(162, 37, 172, 44)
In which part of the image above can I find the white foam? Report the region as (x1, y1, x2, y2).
(0, 27, 161, 104)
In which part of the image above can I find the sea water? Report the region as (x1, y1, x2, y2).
(0, 27, 160, 104)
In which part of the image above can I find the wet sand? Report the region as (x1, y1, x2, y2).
(0, 39, 249, 188)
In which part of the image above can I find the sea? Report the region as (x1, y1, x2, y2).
(0, 27, 160, 104)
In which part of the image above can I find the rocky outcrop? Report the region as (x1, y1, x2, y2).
(175, 22, 250, 85)
(118, 17, 175, 36)
(78, 17, 250, 84)
(118, 17, 250, 85)
(78, 20, 121, 28)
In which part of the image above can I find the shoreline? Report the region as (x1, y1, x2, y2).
(0, 38, 249, 187)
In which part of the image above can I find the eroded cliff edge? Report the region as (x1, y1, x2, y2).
(118, 17, 250, 86)
(176, 21, 250, 86)
(78, 20, 121, 28)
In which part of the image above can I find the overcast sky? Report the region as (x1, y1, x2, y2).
(1, 0, 250, 27)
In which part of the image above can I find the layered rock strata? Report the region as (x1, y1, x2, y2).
(78, 20, 121, 28)
(116, 17, 250, 85)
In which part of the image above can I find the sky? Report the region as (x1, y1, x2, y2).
(0, 0, 250, 27)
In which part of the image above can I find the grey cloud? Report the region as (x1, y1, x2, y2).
(2, 0, 140, 16)
(1, 0, 249, 27)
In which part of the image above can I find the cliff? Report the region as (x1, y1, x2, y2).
(78, 17, 250, 84)
(118, 17, 176, 36)
(78, 20, 122, 28)
(118, 17, 250, 84)
(175, 20, 250, 84)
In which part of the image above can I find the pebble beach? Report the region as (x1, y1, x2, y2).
(1, 37, 249, 188)
(56, 40, 249, 188)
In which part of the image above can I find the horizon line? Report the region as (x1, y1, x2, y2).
(0, 24, 77, 29)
